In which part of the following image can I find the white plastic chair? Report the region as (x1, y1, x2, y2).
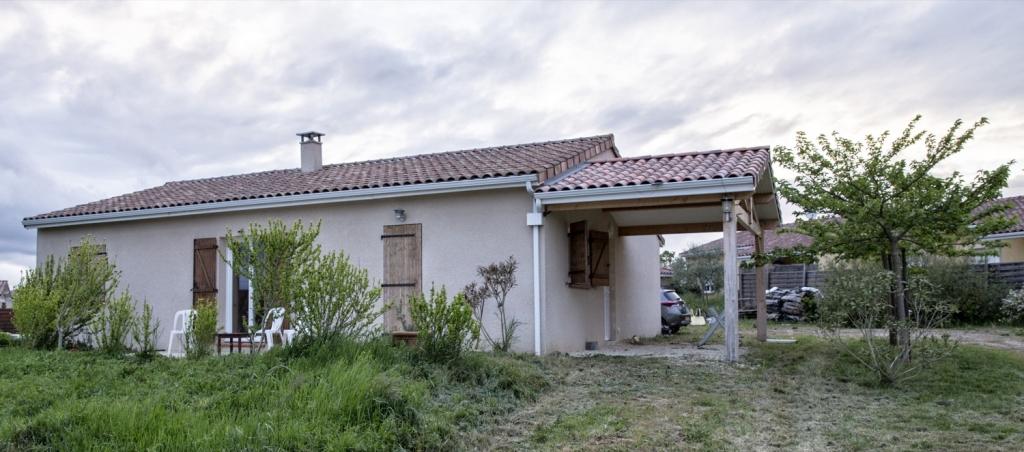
(166, 309, 195, 357)
(257, 307, 287, 350)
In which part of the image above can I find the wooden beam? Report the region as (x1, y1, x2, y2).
(544, 193, 751, 212)
(755, 234, 767, 343)
(617, 222, 722, 236)
(723, 199, 739, 363)
(602, 201, 723, 212)
(734, 202, 763, 237)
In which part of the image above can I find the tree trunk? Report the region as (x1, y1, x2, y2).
(890, 240, 910, 363)
(882, 253, 898, 346)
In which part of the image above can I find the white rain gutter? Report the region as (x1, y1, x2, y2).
(525, 181, 544, 356)
(982, 231, 1024, 241)
(534, 176, 757, 204)
(24, 175, 539, 229)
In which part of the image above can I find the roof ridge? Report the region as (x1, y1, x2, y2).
(592, 145, 770, 164)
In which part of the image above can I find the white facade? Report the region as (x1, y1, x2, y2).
(34, 186, 660, 354)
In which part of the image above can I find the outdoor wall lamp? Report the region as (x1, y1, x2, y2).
(394, 209, 406, 223)
(722, 199, 733, 222)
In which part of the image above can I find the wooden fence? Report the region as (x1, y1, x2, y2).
(737, 262, 1024, 312)
(0, 308, 15, 334)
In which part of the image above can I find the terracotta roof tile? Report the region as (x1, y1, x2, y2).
(983, 194, 1024, 234)
(688, 223, 813, 257)
(28, 134, 616, 220)
(536, 146, 771, 192)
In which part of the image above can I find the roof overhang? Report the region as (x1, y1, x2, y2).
(982, 231, 1024, 241)
(535, 177, 757, 205)
(24, 174, 538, 229)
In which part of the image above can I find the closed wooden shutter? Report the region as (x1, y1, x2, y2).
(568, 220, 589, 288)
(382, 224, 422, 332)
(193, 238, 218, 305)
(589, 230, 610, 287)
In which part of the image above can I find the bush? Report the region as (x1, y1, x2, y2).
(185, 299, 218, 359)
(0, 332, 20, 347)
(292, 251, 384, 342)
(131, 302, 160, 359)
(1002, 289, 1024, 326)
(463, 256, 522, 352)
(410, 286, 479, 363)
(914, 256, 1008, 324)
(819, 260, 957, 385)
(90, 292, 136, 355)
(13, 238, 119, 350)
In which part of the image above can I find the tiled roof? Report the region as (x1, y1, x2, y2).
(687, 223, 813, 258)
(537, 146, 770, 192)
(28, 135, 617, 221)
(984, 194, 1024, 235)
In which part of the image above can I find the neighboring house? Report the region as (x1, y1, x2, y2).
(688, 223, 812, 262)
(24, 133, 781, 354)
(660, 267, 673, 288)
(982, 194, 1024, 263)
(0, 280, 11, 309)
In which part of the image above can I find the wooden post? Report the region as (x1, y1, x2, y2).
(723, 198, 739, 362)
(755, 233, 767, 342)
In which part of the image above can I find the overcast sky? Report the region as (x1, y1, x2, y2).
(1, 1, 1023, 285)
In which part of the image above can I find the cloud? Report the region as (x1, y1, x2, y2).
(1, 1, 1023, 283)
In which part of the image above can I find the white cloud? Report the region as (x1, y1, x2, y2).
(1, 1, 1023, 283)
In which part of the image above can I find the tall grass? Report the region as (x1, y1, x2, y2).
(0, 336, 547, 450)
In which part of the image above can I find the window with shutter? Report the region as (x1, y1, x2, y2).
(589, 230, 610, 286)
(193, 238, 218, 305)
(568, 221, 589, 288)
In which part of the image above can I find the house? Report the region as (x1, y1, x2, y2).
(687, 222, 812, 262)
(983, 194, 1024, 263)
(0, 280, 11, 309)
(24, 133, 781, 357)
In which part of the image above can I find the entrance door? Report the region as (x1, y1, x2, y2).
(193, 238, 218, 305)
(382, 224, 422, 332)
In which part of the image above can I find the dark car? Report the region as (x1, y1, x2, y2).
(661, 290, 691, 334)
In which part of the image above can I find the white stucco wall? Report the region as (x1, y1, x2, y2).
(35, 188, 540, 352)
(612, 235, 661, 340)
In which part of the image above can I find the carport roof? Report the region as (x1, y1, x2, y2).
(537, 146, 771, 192)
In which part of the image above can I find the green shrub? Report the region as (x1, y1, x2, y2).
(914, 256, 1008, 324)
(292, 251, 384, 342)
(12, 238, 119, 350)
(12, 258, 60, 349)
(410, 286, 479, 363)
(131, 302, 160, 359)
(0, 332, 20, 347)
(1002, 289, 1024, 326)
(90, 291, 136, 355)
(185, 299, 218, 359)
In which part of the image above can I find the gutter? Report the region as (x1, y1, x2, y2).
(525, 181, 544, 356)
(534, 176, 757, 204)
(24, 175, 539, 229)
(982, 231, 1024, 241)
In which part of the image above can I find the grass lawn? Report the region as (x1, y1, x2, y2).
(3, 329, 1023, 451)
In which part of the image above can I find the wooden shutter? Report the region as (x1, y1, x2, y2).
(382, 224, 422, 332)
(193, 238, 218, 305)
(589, 230, 610, 287)
(568, 221, 589, 288)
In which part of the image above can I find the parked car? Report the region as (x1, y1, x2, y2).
(661, 290, 691, 334)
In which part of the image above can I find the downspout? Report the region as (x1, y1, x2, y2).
(525, 181, 544, 356)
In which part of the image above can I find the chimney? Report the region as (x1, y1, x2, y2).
(297, 131, 325, 173)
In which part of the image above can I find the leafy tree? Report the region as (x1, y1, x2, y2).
(659, 250, 676, 268)
(672, 245, 723, 298)
(224, 219, 321, 320)
(774, 116, 1013, 359)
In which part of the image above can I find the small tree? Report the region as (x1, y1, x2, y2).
(13, 237, 119, 350)
(774, 116, 1012, 359)
(131, 302, 160, 360)
(292, 251, 384, 342)
(672, 245, 723, 298)
(463, 256, 521, 352)
(224, 219, 321, 321)
(659, 250, 676, 268)
(90, 291, 136, 355)
(185, 298, 218, 359)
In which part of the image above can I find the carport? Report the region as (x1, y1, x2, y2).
(532, 147, 782, 362)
